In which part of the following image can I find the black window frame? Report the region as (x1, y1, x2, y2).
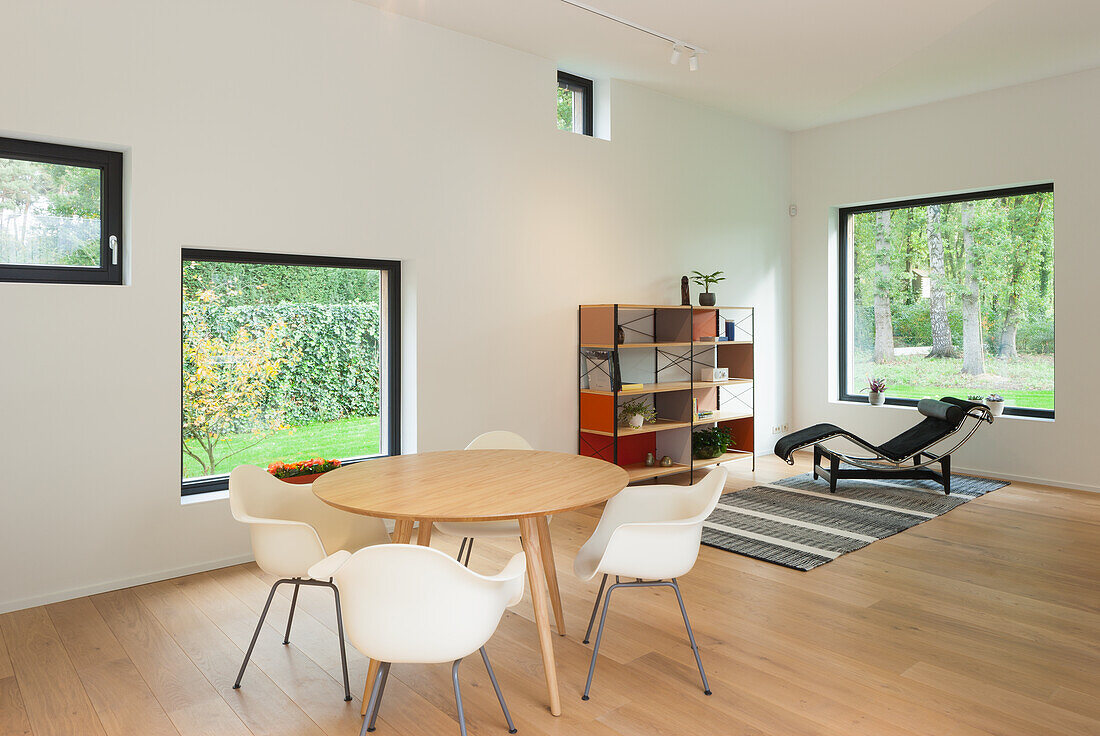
(557, 71, 594, 137)
(0, 137, 123, 285)
(838, 183, 1055, 420)
(181, 248, 401, 496)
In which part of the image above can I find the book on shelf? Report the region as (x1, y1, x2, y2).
(620, 382, 644, 391)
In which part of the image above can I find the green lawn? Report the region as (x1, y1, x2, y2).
(853, 352, 1054, 411)
(183, 415, 380, 479)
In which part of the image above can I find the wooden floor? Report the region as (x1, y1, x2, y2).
(2, 454, 1099, 736)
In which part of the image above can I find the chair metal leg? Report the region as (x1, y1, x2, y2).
(282, 580, 301, 645)
(361, 661, 388, 736)
(480, 647, 517, 733)
(234, 578, 286, 688)
(582, 574, 608, 645)
(582, 582, 617, 700)
(329, 582, 353, 701)
(452, 659, 468, 736)
(457, 538, 468, 564)
(670, 579, 711, 695)
(463, 538, 474, 567)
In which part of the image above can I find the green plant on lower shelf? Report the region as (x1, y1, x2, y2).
(692, 426, 734, 460)
(618, 397, 658, 426)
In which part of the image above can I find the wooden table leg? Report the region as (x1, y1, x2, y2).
(519, 516, 562, 716)
(362, 517, 417, 714)
(416, 519, 433, 546)
(536, 515, 566, 637)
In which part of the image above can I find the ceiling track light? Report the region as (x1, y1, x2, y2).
(561, 0, 707, 69)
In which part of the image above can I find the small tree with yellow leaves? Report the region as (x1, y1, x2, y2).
(182, 285, 291, 476)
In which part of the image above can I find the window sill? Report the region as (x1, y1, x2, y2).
(181, 489, 229, 505)
(832, 398, 1053, 423)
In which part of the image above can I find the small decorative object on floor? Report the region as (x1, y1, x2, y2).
(985, 393, 1005, 416)
(862, 377, 887, 406)
(659, 455, 673, 467)
(690, 270, 725, 307)
(267, 457, 342, 484)
(680, 276, 691, 306)
(692, 426, 733, 460)
(619, 397, 657, 429)
(645, 452, 656, 467)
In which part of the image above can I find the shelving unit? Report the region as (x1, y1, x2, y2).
(578, 303, 755, 484)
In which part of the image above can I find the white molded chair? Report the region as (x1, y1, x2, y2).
(573, 466, 728, 701)
(228, 464, 390, 700)
(308, 544, 526, 736)
(434, 431, 537, 567)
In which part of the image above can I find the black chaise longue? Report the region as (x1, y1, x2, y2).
(774, 397, 994, 495)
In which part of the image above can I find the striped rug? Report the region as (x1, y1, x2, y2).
(702, 471, 1009, 570)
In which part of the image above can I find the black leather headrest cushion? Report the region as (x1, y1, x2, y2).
(917, 398, 964, 425)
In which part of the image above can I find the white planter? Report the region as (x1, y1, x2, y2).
(625, 414, 645, 429)
(868, 391, 885, 406)
(985, 399, 1005, 417)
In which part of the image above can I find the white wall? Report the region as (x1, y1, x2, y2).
(791, 67, 1100, 491)
(0, 0, 792, 612)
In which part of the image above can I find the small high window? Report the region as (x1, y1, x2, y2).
(0, 137, 123, 285)
(557, 71, 593, 136)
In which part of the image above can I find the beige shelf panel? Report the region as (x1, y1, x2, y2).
(581, 341, 694, 349)
(624, 462, 691, 483)
(582, 418, 693, 438)
(694, 450, 754, 469)
(582, 378, 751, 397)
(692, 410, 754, 425)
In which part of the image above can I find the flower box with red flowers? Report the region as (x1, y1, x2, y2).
(267, 458, 342, 484)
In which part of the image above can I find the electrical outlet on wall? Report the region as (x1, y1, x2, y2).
(772, 424, 789, 434)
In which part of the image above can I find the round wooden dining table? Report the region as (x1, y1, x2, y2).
(312, 449, 629, 716)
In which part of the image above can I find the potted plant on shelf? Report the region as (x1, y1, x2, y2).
(862, 377, 887, 406)
(690, 270, 725, 307)
(619, 398, 658, 429)
(692, 426, 734, 460)
(985, 393, 1005, 417)
(267, 457, 342, 484)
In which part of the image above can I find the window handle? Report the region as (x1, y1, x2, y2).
(109, 235, 119, 265)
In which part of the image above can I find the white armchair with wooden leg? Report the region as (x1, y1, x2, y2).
(310, 544, 526, 736)
(228, 464, 390, 701)
(573, 466, 728, 701)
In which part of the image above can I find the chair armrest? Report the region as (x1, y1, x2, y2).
(308, 550, 353, 580)
(596, 520, 705, 581)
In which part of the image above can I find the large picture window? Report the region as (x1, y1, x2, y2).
(0, 137, 123, 285)
(839, 184, 1054, 418)
(181, 250, 400, 495)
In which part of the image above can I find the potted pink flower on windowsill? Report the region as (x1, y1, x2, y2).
(862, 377, 887, 406)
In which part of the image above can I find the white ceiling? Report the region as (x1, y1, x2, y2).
(355, 0, 1100, 130)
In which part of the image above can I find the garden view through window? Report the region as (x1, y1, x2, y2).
(181, 251, 398, 494)
(840, 185, 1054, 417)
(557, 71, 593, 136)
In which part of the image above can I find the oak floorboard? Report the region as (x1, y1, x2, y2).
(0, 677, 33, 736)
(46, 598, 178, 736)
(0, 608, 105, 736)
(91, 589, 251, 736)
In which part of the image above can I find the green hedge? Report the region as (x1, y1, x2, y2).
(193, 302, 381, 424)
(855, 302, 1053, 354)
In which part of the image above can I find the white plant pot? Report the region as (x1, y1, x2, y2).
(985, 399, 1005, 417)
(868, 391, 885, 406)
(626, 414, 645, 429)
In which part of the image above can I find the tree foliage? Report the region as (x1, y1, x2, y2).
(0, 158, 101, 266)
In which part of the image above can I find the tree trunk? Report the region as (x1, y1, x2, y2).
(960, 203, 984, 374)
(926, 203, 955, 358)
(873, 210, 895, 363)
(999, 296, 1020, 359)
